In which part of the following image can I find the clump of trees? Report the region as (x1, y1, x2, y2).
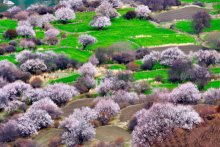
(16, 21, 36, 37)
(20, 59, 47, 74)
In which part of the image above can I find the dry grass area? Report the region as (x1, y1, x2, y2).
(62, 98, 94, 117)
(95, 126, 131, 142)
(32, 128, 63, 147)
(149, 44, 202, 53)
(153, 6, 208, 22)
(119, 104, 144, 122)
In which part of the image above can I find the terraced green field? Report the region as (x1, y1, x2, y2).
(175, 19, 220, 34)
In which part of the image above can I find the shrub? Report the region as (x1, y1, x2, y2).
(194, 50, 220, 66)
(60, 118, 95, 146)
(16, 24, 36, 37)
(142, 51, 160, 66)
(9, 40, 17, 46)
(7, 6, 22, 15)
(45, 28, 60, 39)
(29, 98, 62, 119)
(95, 1, 119, 18)
(135, 5, 151, 19)
(112, 90, 139, 105)
(0, 60, 30, 83)
(95, 99, 120, 125)
(4, 45, 16, 53)
(29, 76, 43, 88)
(3, 29, 18, 39)
(28, 14, 43, 28)
(20, 39, 36, 50)
(89, 55, 99, 65)
(90, 16, 111, 29)
(189, 65, 211, 90)
(75, 75, 96, 91)
(23, 88, 46, 102)
(124, 11, 136, 20)
(169, 82, 201, 104)
(128, 117, 137, 131)
(203, 88, 220, 104)
(17, 115, 38, 136)
(95, 48, 110, 64)
(136, 47, 150, 59)
(168, 59, 192, 83)
(112, 51, 136, 64)
(14, 11, 29, 21)
(26, 110, 54, 130)
(55, 7, 75, 23)
(78, 34, 97, 50)
(193, 11, 211, 34)
(160, 47, 186, 66)
(41, 13, 57, 24)
(78, 62, 98, 77)
(2, 80, 32, 101)
(0, 77, 8, 88)
(126, 62, 140, 71)
(133, 80, 150, 94)
(0, 120, 20, 142)
(60, 107, 97, 128)
(4, 100, 26, 114)
(132, 103, 202, 146)
(45, 83, 79, 105)
(20, 59, 47, 74)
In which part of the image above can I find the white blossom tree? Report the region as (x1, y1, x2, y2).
(95, 99, 120, 125)
(78, 62, 98, 77)
(169, 82, 201, 104)
(90, 16, 111, 30)
(45, 28, 60, 39)
(135, 5, 151, 19)
(78, 34, 97, 50)
(55, 7, 76, 23)
(20, 59, 47, 74)
(16, 23, 36, 37)
(160, 47, 186, 66)
(60, 118, 95, 146)
(95, 1, 120, 18)
(132, 103, 202, 147)
(203, 88, 220, 104)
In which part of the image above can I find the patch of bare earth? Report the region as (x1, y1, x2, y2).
(149, 44, 202, 53)
(95, 125, 131, 142)
(119, 104, 144, 122)
(62, 98, 94, 117)
(153, 6, 208, 22)
(32, 128, 63, 147)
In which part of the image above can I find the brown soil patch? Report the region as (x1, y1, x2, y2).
(153, 6, 208, 22)
(62, 98, 94, 117)
(149, 44, 202, 54)
(32, 128, 63, 147)
(119, 104, 144, 122)
(95, 126, 131, 142)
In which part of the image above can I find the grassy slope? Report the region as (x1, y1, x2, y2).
(53, 9, 195, 50)
(0, 9, 196, 63)
(175, 19, 220, 34)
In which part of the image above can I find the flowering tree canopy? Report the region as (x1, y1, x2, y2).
(55, 7, 75, 23)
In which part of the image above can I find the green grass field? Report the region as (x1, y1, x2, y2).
(175, 19, 220, 34)
(49, 72, 80, 84)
